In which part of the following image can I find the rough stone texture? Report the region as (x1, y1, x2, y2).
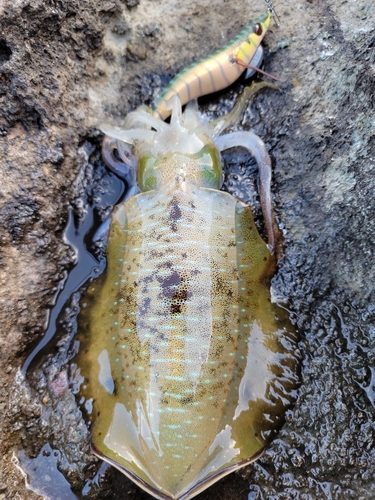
(0, 0, 374, 499)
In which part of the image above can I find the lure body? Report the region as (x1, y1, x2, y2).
(78, 9, 299, 500)
(153, 11, 271, 120)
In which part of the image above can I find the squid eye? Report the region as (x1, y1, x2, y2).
(138, 154, 157, 192)
(253, 23, 263, 36)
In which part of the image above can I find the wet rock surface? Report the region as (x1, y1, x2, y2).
(0, 0, 374, 499)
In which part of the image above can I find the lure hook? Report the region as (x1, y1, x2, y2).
(264, 0, 281, 27)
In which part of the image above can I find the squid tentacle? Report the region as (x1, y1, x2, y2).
(215, 131, 277, 253)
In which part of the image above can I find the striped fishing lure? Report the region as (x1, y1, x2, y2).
(78, 5, 299, 500)
(153, 11, 271, 120)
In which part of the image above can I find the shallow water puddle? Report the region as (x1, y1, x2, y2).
(13, 444, 78, 500)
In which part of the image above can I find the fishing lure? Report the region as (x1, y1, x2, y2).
(153, 10, 273, 120)
(78, 6, 299, 500)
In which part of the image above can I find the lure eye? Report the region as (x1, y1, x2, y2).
(253, 23, 263, 36)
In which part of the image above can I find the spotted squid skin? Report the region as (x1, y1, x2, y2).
(79, 156, 298, 500)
